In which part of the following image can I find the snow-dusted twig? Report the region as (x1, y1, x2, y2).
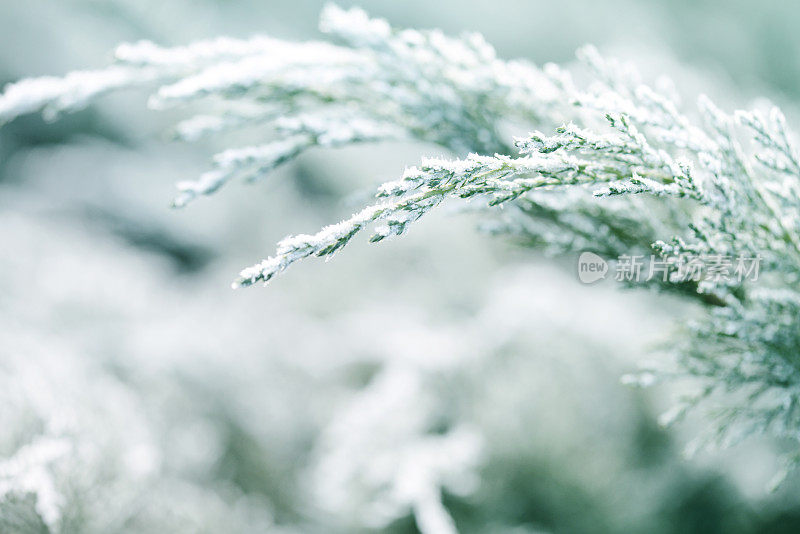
(4, 0, 800, 504)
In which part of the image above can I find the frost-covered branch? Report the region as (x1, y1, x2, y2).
(4, 0, 800, 513)
(0, 4, 570, 207)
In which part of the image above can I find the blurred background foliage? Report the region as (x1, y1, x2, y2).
(3, 1, 800, 533)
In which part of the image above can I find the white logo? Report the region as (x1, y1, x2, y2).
(578, 251, 608, 284)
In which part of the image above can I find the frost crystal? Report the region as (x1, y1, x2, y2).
(4, 0, 800, 506)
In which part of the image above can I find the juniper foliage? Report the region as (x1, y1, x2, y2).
(3, 0, 800, 495)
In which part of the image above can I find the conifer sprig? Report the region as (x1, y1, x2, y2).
(3, 2, 800, 484)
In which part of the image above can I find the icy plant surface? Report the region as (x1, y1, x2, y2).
(4, 3, 800, 532)
(1, 200, 717, 534)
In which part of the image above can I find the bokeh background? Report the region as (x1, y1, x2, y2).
(3, 1, 800, 533)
